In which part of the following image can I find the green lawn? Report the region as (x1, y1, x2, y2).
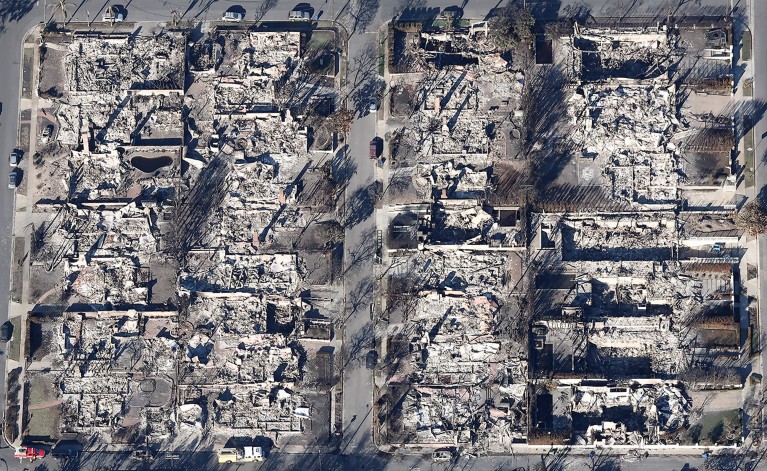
(743, 31, 752, 61)
(306, 30, 337, 76)
(8, 316, 21, 362)
(697, 409, 740, 445)
(745, 124, 755, 189)
(744, 79, 754, 97)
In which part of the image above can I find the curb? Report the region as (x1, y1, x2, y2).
(2, 22, 41, 451)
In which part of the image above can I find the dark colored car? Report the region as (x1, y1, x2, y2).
(8, 170, 18, 189)
(0, 321, 12, 342)
(369, 139, 378, 159)
(51, 448, 80, 458)
(365, 350, 378, 369)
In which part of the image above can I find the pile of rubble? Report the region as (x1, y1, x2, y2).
(65, 33, 185, 93)
(568, 83, 679, 205)
(569, 382, 691, 445)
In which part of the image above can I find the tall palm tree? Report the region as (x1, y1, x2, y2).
(49, 0, 73, 24)
(104, 5, 117, 26)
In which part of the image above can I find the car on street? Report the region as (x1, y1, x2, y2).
(289, 10, 311, 20)
(8, 169, 19, 189)
(0, 321, 12, 342)
(222, 11, 244, 22)
(369, 139, 378, 159)
(51, 440, 82, 459)
(365, 350, 378, 369)
(51, 448, 80, 459)
(432, 449, 455, 462)
(9, 149, 21, 166)
(369, 98, 378, 112)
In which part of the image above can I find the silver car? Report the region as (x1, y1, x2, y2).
(222, 11, 243, 22)
(9, 150, 20, 167)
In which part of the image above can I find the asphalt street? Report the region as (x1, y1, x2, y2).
(753, 0, 767, 434)
(0, 0, 753, 470)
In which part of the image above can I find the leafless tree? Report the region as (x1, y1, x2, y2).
(737, 199, 767, 236)
(49, 0, 73, 24)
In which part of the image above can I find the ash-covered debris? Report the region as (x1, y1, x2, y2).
(25, 23, 343, 450)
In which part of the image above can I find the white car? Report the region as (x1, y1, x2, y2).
(9, 150, 20, 167)
(369, 98, 378, 112)
(289, 10, 311, 21)
(222, 11, 244, 22)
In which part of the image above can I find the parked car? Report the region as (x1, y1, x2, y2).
(51, 440, 83, 459)
(9, 149, 21, 167)
(0, 321, 12, 342)
(289, 9, 311, 20)
(222, 11, 244, 22)
(365, 350, 378, 369)
(51, 448, 80, 459)
(369, 98, 378, 112)
(432, 449, 455, 462)
(369, 139, 378, 159)
(41, 124, 53, 142)
(8, 169, 18, 189)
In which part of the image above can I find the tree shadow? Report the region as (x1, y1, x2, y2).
(0, 0, 37, 31)
(349, 0, 380, 35)
(343, 183, 376, 228)
(254, 0, 278, 22)
(344, 226, 376, 275)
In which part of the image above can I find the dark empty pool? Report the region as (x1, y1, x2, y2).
(131, 156, 173, 173)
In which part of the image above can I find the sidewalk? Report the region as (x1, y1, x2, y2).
(4, 24, 41, 448)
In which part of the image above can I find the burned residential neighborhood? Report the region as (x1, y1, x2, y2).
(0, 0, 766, 470)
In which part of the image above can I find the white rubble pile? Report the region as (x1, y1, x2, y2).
(568, 84, 679, 204)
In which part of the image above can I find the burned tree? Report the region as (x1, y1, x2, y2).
(327, 108, 354, 134)
(736, 199, 767, 236)
(488, 2, 535, 53)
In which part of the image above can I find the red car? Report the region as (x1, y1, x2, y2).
(15, 447, 45, 461)
(370, 139, 378, 159)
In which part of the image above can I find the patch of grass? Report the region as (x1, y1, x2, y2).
(26, 405, 59, 438)
(10, 237, 24, 304)
(744, 78, 754, 97)
(745, 123, 755, 188)
(378, 31, 385, 76)
(22, 47, 34, 99)
(307, 30, 335, 51)
(9, 316, 22, 362)
(697, 409, 740, 445)
(5, 367, 22, 443)
(742, 31, 752, 61)
(748, 263, 758, 281)
(307, 30, 337, 76)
